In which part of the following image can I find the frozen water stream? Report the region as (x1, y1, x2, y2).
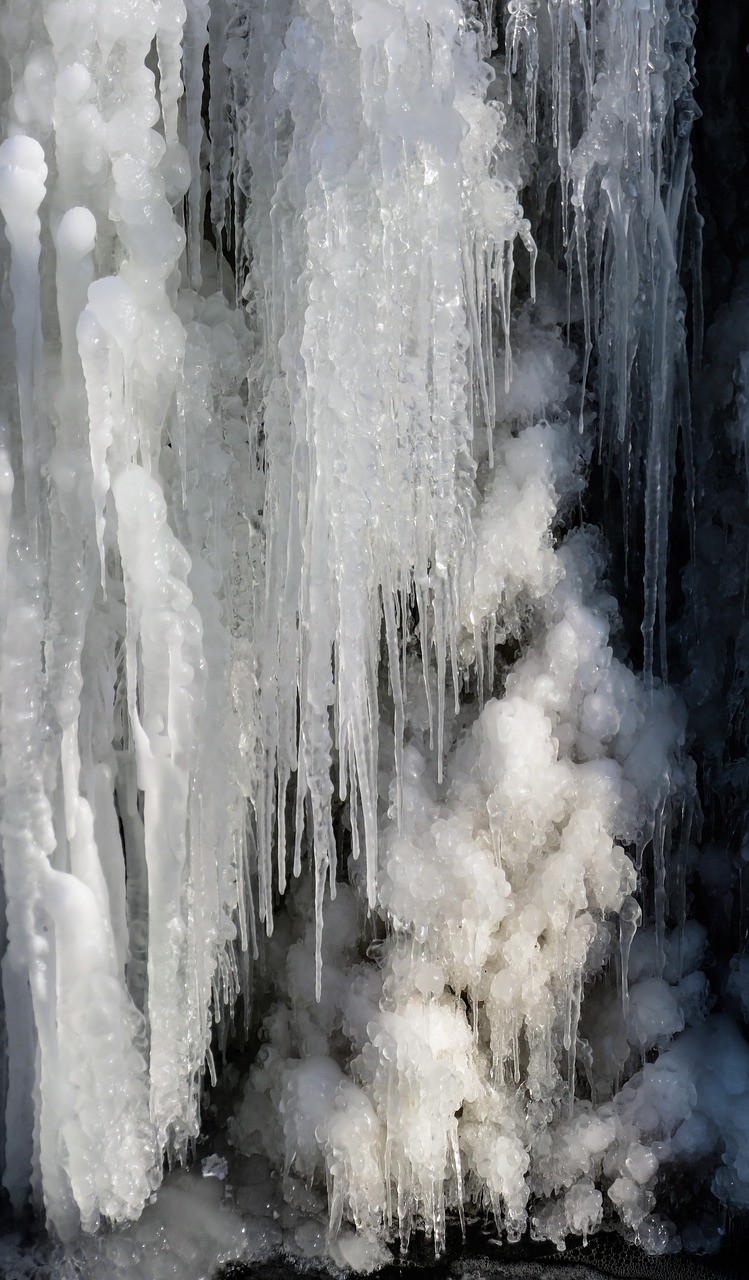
(1, 0, 749, 1275)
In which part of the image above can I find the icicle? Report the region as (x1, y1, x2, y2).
(183, 0, 210, 288)
(619, 895, 641, 1022)
(547, 0, 572, 246)
(53, 208, 97, 405)
(76, 278, 140, 585)
(567, 967, 583, 1117)
(207, 0, 233, 255)
(383, 584, 405, 830)
(0, 137, 47, 547)
(0, 453, 13, 617)
(505, 1, 540, 140)
(572, 194, 592, 432)
(156, 0, 187, 148)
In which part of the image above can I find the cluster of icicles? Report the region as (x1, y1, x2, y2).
(2, 0, 741, 1263)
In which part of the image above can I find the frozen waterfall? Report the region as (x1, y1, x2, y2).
(0, 0, 747, 1273)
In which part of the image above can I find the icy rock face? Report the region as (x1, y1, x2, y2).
(0, 0, 745, 1264)
(0, 0, 251, 1240)
(225, 0, 712, 1256)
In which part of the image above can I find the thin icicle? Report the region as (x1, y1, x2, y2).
(237, 0, 526, 969)
(505, 1, 540, 140)
(0, 137, 47, 548)
(619, 896, 641, 1021)
(183, 0, 210, 288)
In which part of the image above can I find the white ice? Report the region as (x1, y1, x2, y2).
(0, 0, 746, 1270)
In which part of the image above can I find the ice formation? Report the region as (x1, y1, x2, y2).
(0, 0, 748, 1268)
